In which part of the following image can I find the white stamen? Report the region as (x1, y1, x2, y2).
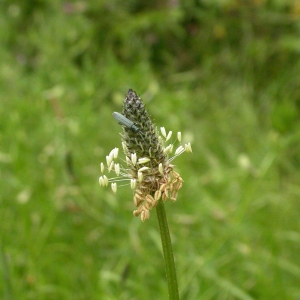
(185, 143, 192, 153)
(138, 166, 150, 172)
(99, 176, 104, 186)
(114, 163, 120, 176)
(138, 171, 143, 183)
(138, 157, 150, 164)
(158, 163, 163, 175)
(113, 148, 119, 159)
(160, 127, 167, 138)
(122, 142, 127, 153)
(111, 183, 117, 193)
(177, 132, 181, 142)
(131, 179, 137, 190)
(166, 131, 172, 141)
(164, 144, 173, 154)
(103, 175, 108, 186)
(99, 175, 108, 187)
(109, 149, 115, 161)
(100, 162, 104, 173)
(108, 161, 114, 172)
(131, 153, 137, 166)
(175, 145, 185, 156)
(106, 155, 112, 167)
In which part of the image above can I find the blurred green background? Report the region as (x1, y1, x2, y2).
(1, 1, 300, 299)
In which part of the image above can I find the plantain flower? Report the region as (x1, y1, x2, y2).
(99, 89, 192, 221)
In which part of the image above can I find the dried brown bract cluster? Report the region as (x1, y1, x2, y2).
(133, 168, 183, 221)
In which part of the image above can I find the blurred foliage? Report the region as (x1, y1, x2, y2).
(1, 0, 300, 299)
(3, 1, 300, 75)
(2, 0, 300, 122)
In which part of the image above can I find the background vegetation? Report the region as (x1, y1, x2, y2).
(1, 0, 300, 299)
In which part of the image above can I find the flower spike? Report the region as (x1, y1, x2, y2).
(98, 89, 192, 221)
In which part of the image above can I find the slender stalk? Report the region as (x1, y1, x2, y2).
(156, 200, 180, 300)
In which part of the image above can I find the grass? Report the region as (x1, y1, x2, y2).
(1, 1, 300, 299)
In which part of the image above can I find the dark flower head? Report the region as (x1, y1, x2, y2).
(99, 89, 192, 221)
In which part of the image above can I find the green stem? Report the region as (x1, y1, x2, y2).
(156, 200, 180, 300)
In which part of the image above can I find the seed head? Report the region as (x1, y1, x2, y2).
(99, 89, 192, 221)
